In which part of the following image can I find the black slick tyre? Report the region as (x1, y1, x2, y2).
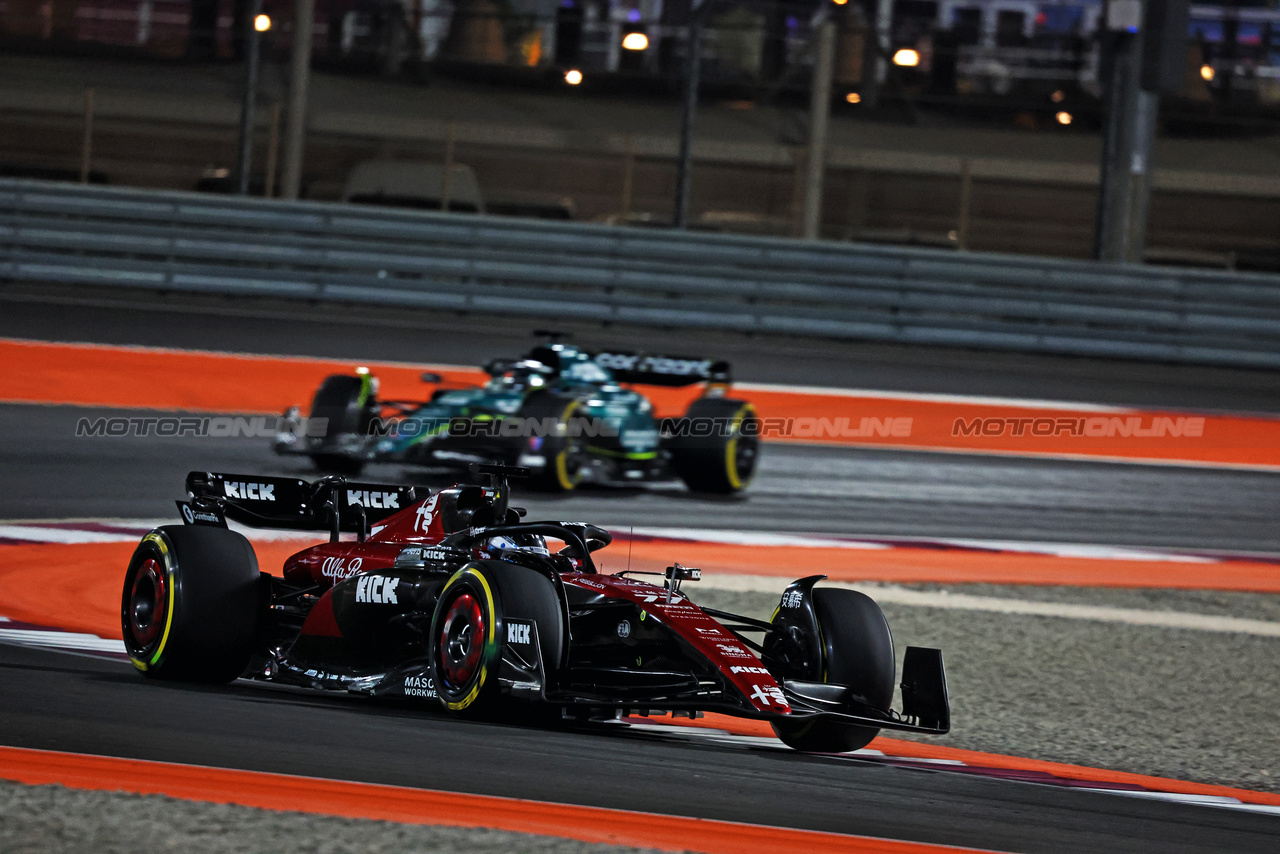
(669, 398, 759, 494)
(121, 525, 263, 683)
(517, 391, 586, 493)
(771, 588, 895, 752)
(309, 373, 377, 476)
(429, 560, 564, 717)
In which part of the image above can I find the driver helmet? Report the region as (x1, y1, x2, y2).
(487, 533, 550, 557)
(486, 360, 553, 394)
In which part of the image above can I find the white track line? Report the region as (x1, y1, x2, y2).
(0, 628, 125, 654)
(0, 525, 140, 544)
(8, 520, 1279, 636)
(630, 527, 1218, 563)
(700, 575, 1280, 638)
(630, 527, 888, 550)
(733, 380, 1138, 412)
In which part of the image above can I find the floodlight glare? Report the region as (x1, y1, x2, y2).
(845, 92, 861, 104)
(892, 48, 920, 68)
(1056, 111, 1072, 126)
(565, 69, 584, 85)
(254, 14, 271, 32)
(622, 32, 649, 51)
(1200, 64, 1215, 82)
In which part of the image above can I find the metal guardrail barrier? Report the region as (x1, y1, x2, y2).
(3, 178, 1280, 369)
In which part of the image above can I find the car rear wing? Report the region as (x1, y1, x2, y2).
(183, 471, 425, 539)
(591, 351, 732, 387)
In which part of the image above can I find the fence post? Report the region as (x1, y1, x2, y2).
(441, 122, 456, 212)
(621, 134, 635, 217)
(956, 159, 973, 250)
(282, 0, 316, 200)
(265, 102, 281, 199)
(79, 89, 94, 184)
(801, 20, 836, 240)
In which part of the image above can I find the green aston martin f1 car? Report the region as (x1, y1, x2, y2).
(274, 337, 760, 494)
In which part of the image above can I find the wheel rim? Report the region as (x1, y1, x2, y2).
(438, 592, 485, 689)
(732, 432, 759, 482)
(127, 557, 167, 649)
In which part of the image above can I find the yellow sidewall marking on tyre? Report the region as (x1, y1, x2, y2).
(555, 401, 581, 491)
(725, 405, 755, 491)
(442, 567, 498, 712)
(131, 532, 177, 672)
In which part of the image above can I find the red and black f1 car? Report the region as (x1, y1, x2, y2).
(122, 466, 949, 752)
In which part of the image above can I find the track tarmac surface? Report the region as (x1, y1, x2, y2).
(5, 402, 1280, 552)
(1, 642, 1276, 854)
(3, 294, 1280, 851)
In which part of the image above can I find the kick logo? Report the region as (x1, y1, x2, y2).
(731, 665, 769, 675)
(356, 575, 399, 604)
(223, 481, 275, 501)
(507, 622, 532, 645)
(347, 489, 400, 510)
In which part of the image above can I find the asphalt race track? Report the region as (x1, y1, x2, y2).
(3, 291, 1280, 852)
(4, 402, 1280, 552)
(1, 642, 1277, 854)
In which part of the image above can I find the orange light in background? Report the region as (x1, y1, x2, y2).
(621, 32, 649, 51)
(832, 0, 848, 5)
(845, 92, 862, 104)
(1056, 111, 1073, 125)
(253, 14, 271, 32)
(1050, 89, 1065, 103)
(1200, 64, 1215, 82)
(892, 48, 920, 67)
(564, 69, 583, 85)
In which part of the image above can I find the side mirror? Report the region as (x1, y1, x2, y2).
(420, 372, 443, 384)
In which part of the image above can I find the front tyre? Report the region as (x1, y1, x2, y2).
(121, 525, 263, 683)
(517, 392, 587, 493)
(429, 561, 564, 717)
(771, 589, 895, 752)
(670, 398, 759, 494)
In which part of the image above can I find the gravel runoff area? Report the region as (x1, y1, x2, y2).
(693, 586, 1280, 795)
(0, 781, 672, 854)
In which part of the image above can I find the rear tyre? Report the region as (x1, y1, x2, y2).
(771, 589, 895, 752)
(517, 392, 587, 493)
(309, 374, 377, 476)
(669, 398, 759, 494)
(121, 525, 263, 683)
(429, 561, 564, 717)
